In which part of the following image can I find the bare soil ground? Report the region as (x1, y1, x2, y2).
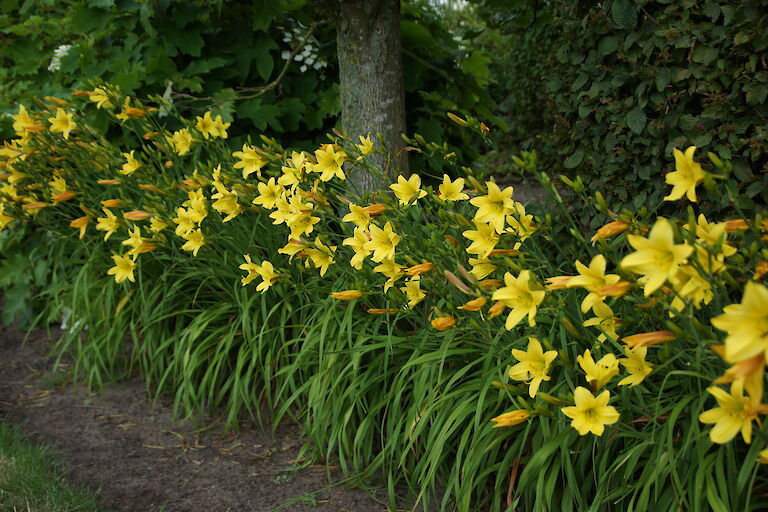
(0, 324, 386, 512)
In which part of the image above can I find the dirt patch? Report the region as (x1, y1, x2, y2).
(0, 324, 386, 512)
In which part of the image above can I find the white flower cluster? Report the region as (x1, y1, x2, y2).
(48, 44, 72, 72)
(280, 24, 327, 74)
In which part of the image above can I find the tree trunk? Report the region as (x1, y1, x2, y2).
(337, 0, 408, 197)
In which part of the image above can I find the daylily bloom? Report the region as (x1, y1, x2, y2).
(233, 144, 265, 179)
(119, 150, 142, 176)
(390, 174, 427, 205)
(401, 277, 426, 308)
(313, 144, 347, 181)
(566, 254, 621, 313)
(107, 253, 136, 283)
(437, 175, 468, 201)
(364, 221, 401, 262)
(342, 203, 372, 228)
(508, 337, 558, 398)
(181, 229, 205, 256)
(95, 208, 121, 240)
(491, 270, 545, 329)
(618, 347, 653, 387)
(343, 226, 372, 270)
(620, 217, 692, 296)
(561, 387, 620, 436)
(699, 381, 767, 444)
(577, 349, 618, 390)
(462, 221, 499, 259)
(711, 282, 768, 364)
(664, 146, 706, 202)
(167, 128, 193, 156)
(48, 108, 76, 139)
(470, 181, 514, 233)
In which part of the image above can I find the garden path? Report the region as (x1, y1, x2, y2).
(0, 324, 386, 512)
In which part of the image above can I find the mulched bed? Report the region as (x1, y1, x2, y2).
(0, 324, 386, 512)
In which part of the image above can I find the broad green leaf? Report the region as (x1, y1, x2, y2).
(564, 150, 584, 168)
(627, 108, 647, 135)
(611, 0, 637, 29)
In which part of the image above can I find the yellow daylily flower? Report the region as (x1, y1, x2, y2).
(576, 349, 618, 390)
(712, 281, 768, 364)
(401, 277, 426, 309)
(389, 174, 427, 206)
(620, 217, 692, 296)
(95, 208, 121, 241)
(437, 174, 468, 201)
(470, 181, 514, 233)
(312, 144, 347, 181)
(107, 253, 136, 283)
(342, 226, 372, 270)
(618, 347, 653, 387)
(181, 229, 205, 256)
(664, 146, 706, 202)
(233, 144, 265, 179)
(462, 221, 499, 259)
(119, 150, 142, 176)
(561, 387, 620, 436)
(491, 270, 545, 329)
(699, 381, 766, 444)
(364, 221, 401, 262)
(48, 108, 76, 139)
(508, 337, 557, 398)
(167, 128, 193, 156)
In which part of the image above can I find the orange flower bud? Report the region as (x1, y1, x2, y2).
(97, 179, 121, 185)
(137, 243, 159, 253)
(447, 112, 470, 127)
(124, 210, 152, 221)
(457, 297, 486, 311)
(545, 276, 572, 290)
(444, 234, 459, 246)
(591, 221, 628, 243)
(622, 330, 676, 348)
(68, 216, 88, 239)
(491, 409, 531, 428)
(490, 409, 530, 428)
(406, 262, 435, 276)
(52, 191, 77, 204)
(165, 160, 174, 168)
(362, 203, 387, 216)
(123, 107, 146, 118)
(444, 270, 473, 294)
(431, 316, 456, 331)
(71, 90, 92, 96)
(480, 122, 490, 136)
(100, 199, 125, 208)
(480, 279, 504, 291)
(755, 261, 768, 281)
(488, 300, 506, 318)
(489, 249, 519, 256)
(44, 95, 68, 106)
(22, 201, 48, 210)
(723, 219, 748, 232)
(331, 290, 364, 300)
(138, 184, 163, 193)
(596, 280, 631, 297)
(367, 308, 399, 314)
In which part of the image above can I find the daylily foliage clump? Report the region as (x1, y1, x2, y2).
(2, 87, 768, 510)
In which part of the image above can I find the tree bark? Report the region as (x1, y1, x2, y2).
(337, 0, 408, 197)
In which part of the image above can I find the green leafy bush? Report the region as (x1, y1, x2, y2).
(546, 0, 768, 214)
